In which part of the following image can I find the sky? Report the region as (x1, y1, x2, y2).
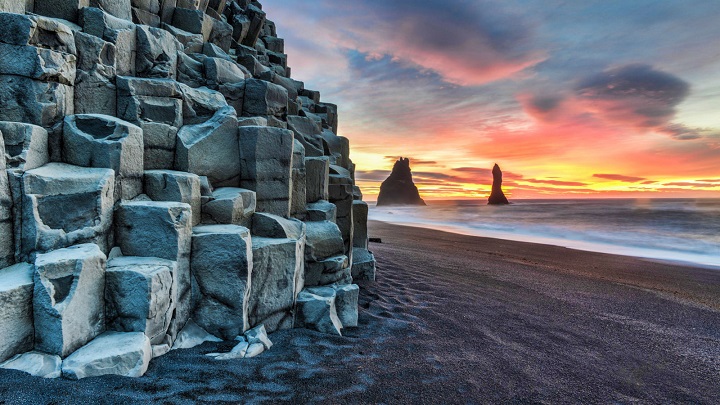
(262, 0, 720, 200)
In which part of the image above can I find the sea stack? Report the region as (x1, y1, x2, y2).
(376, 158, 426, 206)
(488, 164, 510, 205)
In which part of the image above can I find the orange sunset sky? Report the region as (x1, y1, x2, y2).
(263, 0, 720, 200)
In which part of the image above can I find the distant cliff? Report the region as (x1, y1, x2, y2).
(376, 158, 426, 206)
(488, 164, 510, 205)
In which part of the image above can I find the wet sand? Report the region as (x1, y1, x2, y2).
(1, 220, 719, 404)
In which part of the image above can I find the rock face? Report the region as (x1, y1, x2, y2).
(376, 157, 426, 206)
(488, 164, 510, 205)
(0, 0, 376, 379)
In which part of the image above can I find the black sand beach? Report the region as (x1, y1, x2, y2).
(2, 220, 719, 404)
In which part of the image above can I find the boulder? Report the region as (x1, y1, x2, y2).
(0, 351, 62, 379)
(171, 319, 222, 350)
(62, 114, 144, 201)
(0, 263, 34, 363)
(142, 122, 180, 170)
(202, 187, 256, 227)
(306, 200, 336, 223)
(204, 56, 249, 88)
(488, 163, 510, 205)
(61, 331, 152, 379)
(331, 284, 359, 327)
(242, 78, 287, 118)
(135, 25, 181, 79)
(247, 237, 303, 333)
(115, 201, 192, 340)
(0, 13, 76, 54)
(304, 220, 344, 262)
(305, 157, 330, 204)
(172, 7, 213, 40)
(73, 32, 117, 116)
(105, 256, 175, 345)
(175, 106, 240, 187)
(287, 115, 324, 157)
(80, 7, 137, 76)
(34, 0, 87, 22)
(239, 125, 294, 217)
(191, 225, 252, 340)
(376, 157, 426, 206)
(144, 170, 202, 226)
(20, 164, 114, 259)
(178, 84, 229, 124)
(295, 288, 342, 335)
(33, 244, 106, 358)
(351, 248, 376, 282)
(352, 200, 369, 249)
(90, 0, 133, 21)
(0, 75, 74, 129)
(0, 132, 12, 268)
(305, 255, 350, 287)
(328, 169, 354, 262)
(244, 324, 272, 349)
(251, 212, 305, 240)
(0, 43, 76, 86)
(240, 4, 265, 47)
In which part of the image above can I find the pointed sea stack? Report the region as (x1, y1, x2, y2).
(488, 164, 510, 205)
(376, 158, 426, 206)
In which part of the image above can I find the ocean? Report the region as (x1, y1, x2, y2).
(368, 199, 720, 268)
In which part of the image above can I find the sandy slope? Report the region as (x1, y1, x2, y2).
(1, 221, 719, 404)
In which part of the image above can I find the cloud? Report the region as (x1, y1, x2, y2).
(520, 179, 589, 187)
(663, 182, 720, 188)
(384, 156, 438, 166)
(355, 170, 391, 182)
(593, 174, 647, 182)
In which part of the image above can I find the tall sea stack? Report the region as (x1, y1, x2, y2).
(488, 164, 510, 205)
(376, 158, 426, 206)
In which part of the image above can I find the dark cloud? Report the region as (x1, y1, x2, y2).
(383, 156, 438, 166)
(355, 170, 391, 182)
(529, 95, 563, 113)
(452, 167, 524, 180)
(661, 123, 720, 141)
(593, 174, 647, 182)
(575, 64, 689, 126)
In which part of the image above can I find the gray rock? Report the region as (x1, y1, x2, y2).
(105, 256, 175, 345)
(176, 51, 205, 87)
(115, 201, 192, 340)
(306, 200, 337, 223)
(251, 212, 305, 240)
(352, 200, 369, 249)
(305, 255, 350, 287)
(286, 115, 324, 157)
(0, 351, 62, 379)
(202, 187, 256, 227)
(90, 0, 132, 21)
(244, 324, 272, 349)
(0, 13, 76, 54)
(240, 4, 265, 47)
(178, 83, 229, 124)
(331, 284, 359, 328)
(291, 140, 306, 218)
(175, 106, 240, 187)
(248, 237, 303, 333)
(237, 116, 267, 127)
(242, 78, 287, 118)
(136, 24, 181, 79)
(0, 44, 76, 86)
(295, 289, 342, 335)
(20, 164, 114, 259)
(206, 340, 248, 360)
(0, 122, 48, 172)
(172, 7, 213, 39)
(351, 248, 376, 281)
(141, 122, 179, 170)
(63, 114, 144, 202)
(304, 220, 344, 262)
(191, 225, 252, 340)
(61, 331, 152, 379)
(33, 244, 106, 358)
(239, 125, 294, 217)
(144, 170, 202, 226)
(244, 342, 265, 358)
(305, 157, 330, 203)
(171, 319, 222, 350)
(321, 130, 350, 169)
(209, 16, 233, 52)
(0, 132, 12, 268)
(0, 75, 74, 128)
(204, 57, 248, 88)
(73, 31, 117, 116)
(33, 0, 87, 23)
(80, 7, 137, 76)
(116, 75, 183, 99)
(0, 263, 34, 363)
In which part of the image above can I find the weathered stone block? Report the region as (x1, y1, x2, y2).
(305, 156, 329, 203)
(291, 140, 306, 218)
(251, 212, 305, 240)
(0, 351, 62, 379)
(90, 0, 132, 21)
(81, 8, 137, 76)
(61, 331, 152, 379)
(248, 237, 303, 333)
(115, 201, 192, 339)
(0, 44, 76, 86)
(352, 248, 376, 281)
(295, 288, 342, 335)
(172, 7, 213, 39)
(306, 200, 337, 223)
(305, 220, 344, 262)
(74, 32, 117, 116)
(202, 187, 255, 227)
(204, 57, 248, 88)
(105, 256, 175, 344)
(136, 24, 181, 79)
(287, 115, 324, 157)
(141, 122, 178, 170)
(191, 224, 252, 340)
(0, 13, 76, 54)
(175, 106, 240, 187)
(305, 255, 350, 287)
(0, 263, 34, 363)
(331, 284, 359, 327)
(178, 83, 228, 124)
(242, 78, 287, 118)
(21, 164, 114, 259)
(63, 114, 144, 201)
(239, 125, 294, 217)
(33, 244, 106, 358)
(352, 200, 369, 249)
(0, 132, 12, 268)
(0, 75, 74, 128)
(144, 170, 201, 226)
(34, 0, 89, 23)
(0, 122, 48, 173)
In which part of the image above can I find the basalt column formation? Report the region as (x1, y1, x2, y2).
(0, 0, 376, 379)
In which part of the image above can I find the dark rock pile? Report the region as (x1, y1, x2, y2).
(376, 157, 426, 206)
